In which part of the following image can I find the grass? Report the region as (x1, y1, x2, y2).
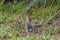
(0, 0, 60, 40)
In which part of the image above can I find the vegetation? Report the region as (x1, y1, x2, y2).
(0, 0, 60, 40)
